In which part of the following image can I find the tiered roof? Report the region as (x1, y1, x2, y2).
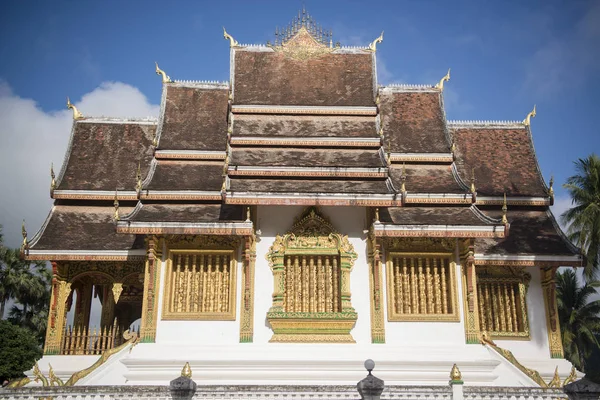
(25, 10, 580, 266)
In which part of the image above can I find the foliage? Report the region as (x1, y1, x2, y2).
(0, 320, 42, 381)
(556, 268, 600, 372)
(562, 153, 600, 281)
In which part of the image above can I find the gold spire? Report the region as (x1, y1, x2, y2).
(66, 97, 83, 120)
(450, 364, 462, 382)
(135, 162, 142, 196)
(155, 62, 173, 84)
(50, 162, 56, 192)
(368, 31, 384, 52)
(246, 206, 251, 222)
(548, 175, 554, 198)
(223, 27, 239, 47)
(113, 191, 120, 222)
(502, 192, 508, 225)
(374, 207, 380, 223)
(523, 105, 536, 126)
(470, 168, 476, 194)
(21, 220, 27, 249)
(435, 69, 451, 91)
(181, 362, 192, 379)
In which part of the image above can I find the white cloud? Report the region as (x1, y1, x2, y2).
(0, 81, 159, 249)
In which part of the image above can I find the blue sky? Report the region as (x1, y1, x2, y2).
(0, 0, 599, 248)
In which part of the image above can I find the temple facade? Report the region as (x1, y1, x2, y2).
(17, 10, 582, 389)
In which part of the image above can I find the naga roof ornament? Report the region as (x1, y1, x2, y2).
(435, 69, 451, 91)
(502, 192, 508, 225)
(113, 191, 120, 222)
(367, 31, 384, 52)
(66, 97, 83, 120)
(523, 105, 536, 126)
(50, 162, 56, 192)
(21, 220, 28, 249)
(155, 62, 173, 84)
(223, 27, 239, 48)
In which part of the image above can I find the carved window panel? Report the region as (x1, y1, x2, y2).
(386, 253, 459, 321)
(162, 250, 236, 320)
(477, 268, 530, 339)
(282, 255, 341, 313)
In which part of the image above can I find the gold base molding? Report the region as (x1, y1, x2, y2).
(267, 312, 357, 343)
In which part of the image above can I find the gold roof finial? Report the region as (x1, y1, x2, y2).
(66, 97, 83, 120)
(451, 142, 456, 154)
(113, 191, 120, 222)
(152, 130, 158, 147)
(21, 220, 27, 249)
(502, 192, 508, 225)
(435, 69, 451, 91)
(181, 362, 192, 378)
(470, 168, 476, 194)
(50, 162, 56, 192)
(450, 364, 462, 382)
(548, 366, 561, 388)
(374, 207, 380, 223)
(368, 31, 384, 52)
(523, 104, 536, 126)
(246, 206, 251, 222)
(563, 366, 577, 386)
(548, 175, 554, 198)
(401, 162, 407, 193)
(223, 27, 239, 48)
(135, 162, 142, 196)
(155, 62, 173, 84)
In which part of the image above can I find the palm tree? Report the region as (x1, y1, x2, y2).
(562, 153, 600, 280)
(556, 268, 600, 372)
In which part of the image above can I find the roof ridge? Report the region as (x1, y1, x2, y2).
(77, 116, 158, 124)
(447, 120, 523, 128)
(120, 201, 144, 222)
(470, 205, 503, 225)
(173, 80, 229, 86)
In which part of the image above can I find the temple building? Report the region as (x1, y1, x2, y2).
(16, 10, 582, 390)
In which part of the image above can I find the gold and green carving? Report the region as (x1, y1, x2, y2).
(266, 207, 358, 343)
(541, 267, 565, 358)
(240, 235, 256, 342)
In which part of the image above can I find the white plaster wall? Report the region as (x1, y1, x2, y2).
(490, 267, 552, 360)
(155, 240, 245, 345)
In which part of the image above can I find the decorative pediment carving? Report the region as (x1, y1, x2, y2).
(165, 234, 241, 250)
(384, 237, 455, 253)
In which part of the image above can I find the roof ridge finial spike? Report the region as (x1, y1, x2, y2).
(368, 31, 384, 52)
(401, 162, 407, 193)
(435, 68, 451, 91)
(50, 162, 56, 192)
(502, 192, 508, 225)
(223, 27, 239, 48)
(523, 104, 537, 126)
(155, 62, 173, 84)
(470, 168, 476, 194)
(113, 190, 120, 222)
(21, 219, 27, 249)
(135, 162, 142, 196)
(66, 97, 83, 120)
(548, 175, 554, 198)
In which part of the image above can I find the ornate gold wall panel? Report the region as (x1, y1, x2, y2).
(368, 230, 385, 343)
(541, 267, 565, 358)
(162, 250, 237, 320)
(386, 252, 459, 322)
(240, 235, 256, 342)
(44, 264, 72, 355)
(460, 239, 481, 344)
(476, 266, 531, 340)
(140, 236, 162, 343)
(266, 207, 358, 343)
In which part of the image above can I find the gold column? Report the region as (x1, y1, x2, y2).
(240, 235, 256, 343)
(461, 240, 481, 344)
(367, 233, 385, 343)
(140, 236, 162, 343)
(541, 267, 564, 358)
(44, 263, 72, 355)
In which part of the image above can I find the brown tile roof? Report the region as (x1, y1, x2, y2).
(233, 50, 375, 106)
(231, 148, 385, 168)
(380, 91, 450, 153)
(380, 206, 491, 226)
(452, 127, 548, 197)
(229, 178, 389, 194)
(389, 164, 466, 193)
(232, 114, 377, 137)
(145, 161, 222, 191)
(158, 86, 229, 151)
(125, 203, 244, 223)
(30, 206, 142, 251)
(476, 209, 577, 256)
(57, 122, 155, 191)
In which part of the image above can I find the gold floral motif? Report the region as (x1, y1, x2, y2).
(270, 27, 336, 60)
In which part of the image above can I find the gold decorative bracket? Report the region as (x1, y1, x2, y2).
(112, 282, 123, 303)
(66, 97, 84, 120)
(523, 105, 536, 126)
(368, 31, 384, 52)
(435, 69, 451, 91)
(155, 62, 173, 84)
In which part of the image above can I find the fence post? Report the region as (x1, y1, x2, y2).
(357, 359, 385, 400)
(170, 362, 197, 400)
(449, 364, 464, 400)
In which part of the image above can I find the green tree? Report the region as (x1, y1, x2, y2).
(0, 320, 42, 382)
(556, 268, 600, 372)
(562, 153, 600, 280)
